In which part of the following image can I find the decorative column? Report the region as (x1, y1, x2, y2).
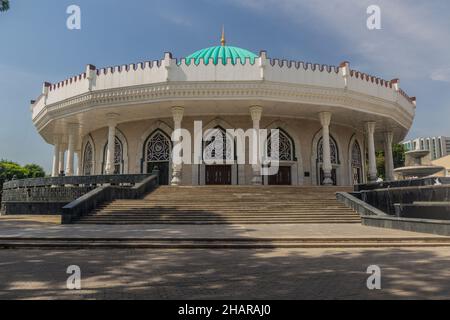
(171, 106, 184, 186)
(52, 136, 61, 177)
(105, 114, 119, 175)
(250, 106, 263, 185)
(65, 125, 77, 176)
(76, 149, 83, 176)
(384, 131, 395, 181)
(319, 112, 333, 185)
(58, 144, 66, 176)
(366, 122, 378, 182)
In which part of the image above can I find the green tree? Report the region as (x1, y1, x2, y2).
(0, 0, 9, 12)
(0, 160, 47, 202)
(376, 150, 386, 179)
(375, 144, 406, 180)
(392, 143, 406, 168)
(0, 160, 28, 181)
(0, 160, 46, 188)
(23, 164, 46, 178)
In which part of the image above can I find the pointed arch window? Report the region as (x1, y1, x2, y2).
(144, 130, 171, 185)
(83, 142, 93, 176)
(267, 130, 294, 161)
(146, 131, 171, 162)
(203, 127, 233, 162)
(103, 137, 123, 174)
(351, 141, 362, 167)
(351, 140, 363, 185)
(317, 136, 339, 164)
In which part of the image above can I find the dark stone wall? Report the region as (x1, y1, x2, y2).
(362, 215, 450, 236)
(62, 175, 158, 224)
(355, 177, 450, 192)
(0, 174, 153, 216)
(395, 204, 450, 220)
(360, 185, 450, 215)
(1, 187, 93, 215)
(1, 202, 70, 215)
(2, 187, 93, 202)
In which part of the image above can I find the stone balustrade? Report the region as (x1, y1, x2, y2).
(0, 174, 157, 217)
(2, 174, 152, 190)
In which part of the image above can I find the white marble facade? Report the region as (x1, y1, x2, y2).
(69, 113, 373, 186)
(31, 49, 416, 186)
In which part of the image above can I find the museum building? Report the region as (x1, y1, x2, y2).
(30, 34, 416, 187)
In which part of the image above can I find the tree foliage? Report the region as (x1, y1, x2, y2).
(23, 164, 46, 178)
(375, 144, 406, 179)
(0, 0, 9, 12)
(0, 160, 46, 186)
(392, 143, 406, 168)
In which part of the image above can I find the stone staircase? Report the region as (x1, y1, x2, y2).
(76, 186, 360, 225)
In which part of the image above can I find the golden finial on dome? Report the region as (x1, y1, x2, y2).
(221, 25, 226, 46)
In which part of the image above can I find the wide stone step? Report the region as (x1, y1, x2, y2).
(2, 236, 449, 249)
(98, 203, 351, 207)
(92, 211, 356, 215)
(92, 211, 356, 216)
(94, 208, 352, 212)
(80, 185, 358, 225)
(100, 210, 350, 213)
(88, 215, 358, 219)
(99, 204, 352, 207)
(104, 202, 346, 206)
(82, 217, 360, 224)
(99, 211, 352, 214)
(142, 199, 340, 202)
(98, 205, 353, 208)
(147, 189, 345, 193)
(110, 199, 344, 202)
(145, 194, 341, 197)
(76, 221, 361, 225)
(78, 217, 361, 222)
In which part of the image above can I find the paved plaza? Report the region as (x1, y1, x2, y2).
(0, 218, 450, 299)
(0, 218, 443, 239)
(1, 247, 450, 299)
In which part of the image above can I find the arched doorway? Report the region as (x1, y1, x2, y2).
(203, 126, 233, 185)
(351, 141, 363, 185)
(316, 136, 339, 185)
(266, 129, 295, 185)
(144, 130, 171, 185)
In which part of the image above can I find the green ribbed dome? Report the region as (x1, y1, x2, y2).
(184, 45, 258, 66)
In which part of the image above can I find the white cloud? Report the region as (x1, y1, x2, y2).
(160, 12, 193, 27)
(222, 0, 450, 137)
(225, 0, 450, 81)
(430, 67, 450, 82)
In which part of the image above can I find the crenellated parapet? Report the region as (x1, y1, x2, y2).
(268, 58, 340, 73)
(31, 51, 416, 125)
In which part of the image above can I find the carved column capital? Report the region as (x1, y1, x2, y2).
(106, 113, 120, 127)
(365, 121, 376, 135)
(171, 106, 184, 125)
(249, 105, 263, 122)
(319, 111, 332, 127)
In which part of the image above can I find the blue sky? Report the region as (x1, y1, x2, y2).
(1, 0, 449, 172)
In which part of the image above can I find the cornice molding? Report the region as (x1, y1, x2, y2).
(33, 81, 414, 132)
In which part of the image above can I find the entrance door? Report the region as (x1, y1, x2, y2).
(269, 166, 292, 185)
(147, 162, 170, 185)
(205, 165, 232, 185)
(352, 167, 362, 185)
